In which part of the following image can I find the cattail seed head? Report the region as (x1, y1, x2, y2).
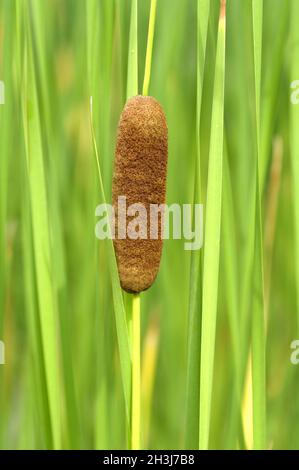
(112, 95, 168, 293)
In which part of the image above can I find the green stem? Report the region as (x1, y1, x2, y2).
(126, 0, 140, 450)
(131, 294, 141, 450)
(127, 0, 138, 98)
(142, 0, 157, 96)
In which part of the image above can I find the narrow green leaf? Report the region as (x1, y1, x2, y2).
(260, 0, 289, 192)
(199, 1, 226, 450)
(90, 98, 132, 424)
(22, 13, 61, 449)
(142, 0, 157, 96)
(185, 0, 210, 449)
(29, 0, 81, 448)
(127, 0, 138, 98)
(222, 145, 245, 449)
(251, 0, 266, 450)
(291, 0, 299, 331)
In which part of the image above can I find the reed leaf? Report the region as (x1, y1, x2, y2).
(199, 0, 226, 450)
(22, 11, 61, 449)
(290, 0, 299, 331)
(90, 98, 132, 425)
(251, 0, 266, 450)
(185, 0, 210, 450)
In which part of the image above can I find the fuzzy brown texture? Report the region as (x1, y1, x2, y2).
(112, 95, 168, 293)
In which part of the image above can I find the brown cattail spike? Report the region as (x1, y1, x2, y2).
(112, 95, 168, 293)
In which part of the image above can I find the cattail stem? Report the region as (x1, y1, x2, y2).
(127, 0, 138, 99)
(126, 0, 140, 450)
(142, 0, 158, 96)
(131, 294, 141, 449)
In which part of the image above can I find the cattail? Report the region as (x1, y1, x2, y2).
(112, 95, 168, 293)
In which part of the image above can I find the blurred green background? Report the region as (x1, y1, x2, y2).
(0, 0, 298, 450)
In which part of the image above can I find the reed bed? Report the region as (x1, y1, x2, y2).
(0, 0, 297, 450)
